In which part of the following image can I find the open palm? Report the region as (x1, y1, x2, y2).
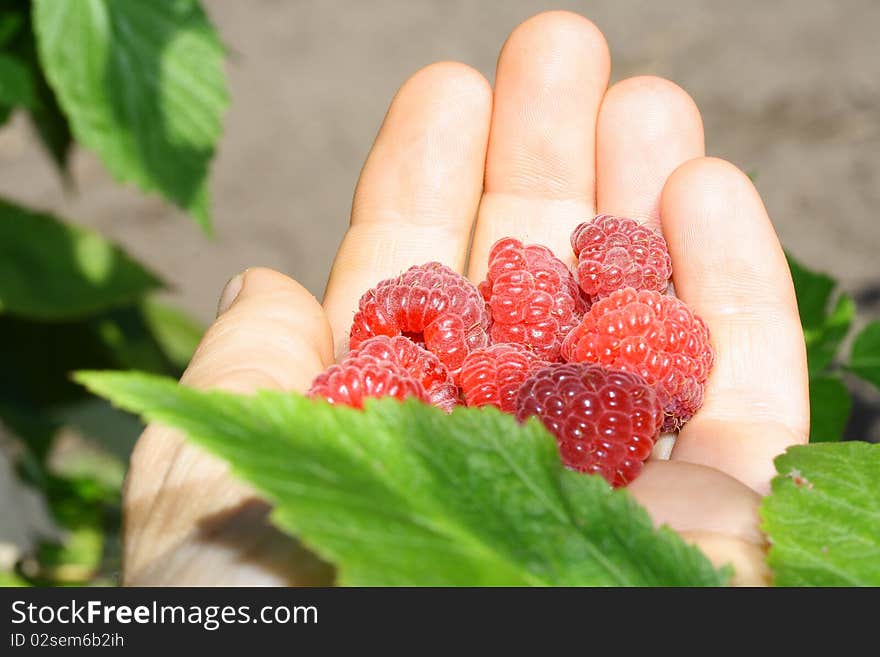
(122, 11, 808, 586)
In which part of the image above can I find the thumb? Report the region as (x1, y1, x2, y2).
(185, 267, 333, 392)
(123, 268, 335, 586)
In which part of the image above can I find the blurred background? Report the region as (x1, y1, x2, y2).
(4, 0, 880, 320)
(1, 0, 878, 585)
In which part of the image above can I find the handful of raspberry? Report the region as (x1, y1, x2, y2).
(309, 215, 714, 487)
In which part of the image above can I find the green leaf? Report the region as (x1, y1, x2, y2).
(817, 293, 856, 369)
(0, 299, 193, 469)
(0, 314, 130, 467)
(848, 321, 880, 390)
(27, 72, 74, 175)
(32, 524, 104, 584)
(0, 198, 162, 319)
(0, 53, 35, 108)
(786, 252, 853, 375)
(29, 473, 118, 585)
(77, 371, 728, 587)
(0, 0, 73, 171)
(141, 299, 203, 371)
(0, 570, 30, 587)
(0, 9, 24, 48)
(807, 376, 851, 442)
(806, 294, 855, 376)
(0, 315, 129, 412)
(761, 442, 880, 586)
(33, 0, 229, 231)
(0, 399, 58, 464)
(0, 304, 182, 411)
(787, 252, 834, 329)
(0, 304, 184, 464)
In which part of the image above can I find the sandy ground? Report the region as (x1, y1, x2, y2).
(1, 1, 879, 544)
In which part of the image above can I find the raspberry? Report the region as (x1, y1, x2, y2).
(479, 238, 587, 361)
(571, 215, 672, 300)
(308, 354, 427, 408)
(349, 335, 458, 411)
(561, 288, 714, 431)
(515, 363, 662, 487)
(460, 343, 549, 412)
(349, 262, 490, 381)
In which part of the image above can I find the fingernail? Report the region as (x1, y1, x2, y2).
(216, 272, 245, 316)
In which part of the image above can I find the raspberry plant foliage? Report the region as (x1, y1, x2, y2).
(786, 252, 880, 442)
(0, 199, 162, 319)
(32, 0, 229, 230)
(80, 370, 880, 587)
(761, 442, 880, 586)
(79, 371, 728, 587)
(0, 0, 225, 584)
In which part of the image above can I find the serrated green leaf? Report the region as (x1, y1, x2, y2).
(0, 198, 162, 319)
(33, 0, 229, 230)
(848, 321, 880, 390)
(0, 53, 35, 108)
(761, 442, 880, 586)
(807, 376, 851, 442)
(77, 371, 728, 587)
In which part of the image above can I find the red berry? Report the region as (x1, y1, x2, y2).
(571, 215, 672, 300)
(515, 363, 662, 487)
(479, 238, 587, 361)
(308, 354, 427, 408)
(460, 343, 550, 412)
(349, 262, 489, 381)
(349, 335, 458, 411)
(561, 288, 714, 431)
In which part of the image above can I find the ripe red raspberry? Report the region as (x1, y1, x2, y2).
(515, 363, 662, 487)
(561, 288, 714, 431)
(308, 354, 427, 408)
(571, 215, 672, 300)
(479, 238, 587, 361)
(460, 343, 549, 412)
(349, 262, 489, 381)
(349, 335, 458, 411)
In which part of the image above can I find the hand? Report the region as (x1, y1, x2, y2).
(122, 11, 808, 586)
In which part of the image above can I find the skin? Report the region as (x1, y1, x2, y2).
(122, 11, 808, 586)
